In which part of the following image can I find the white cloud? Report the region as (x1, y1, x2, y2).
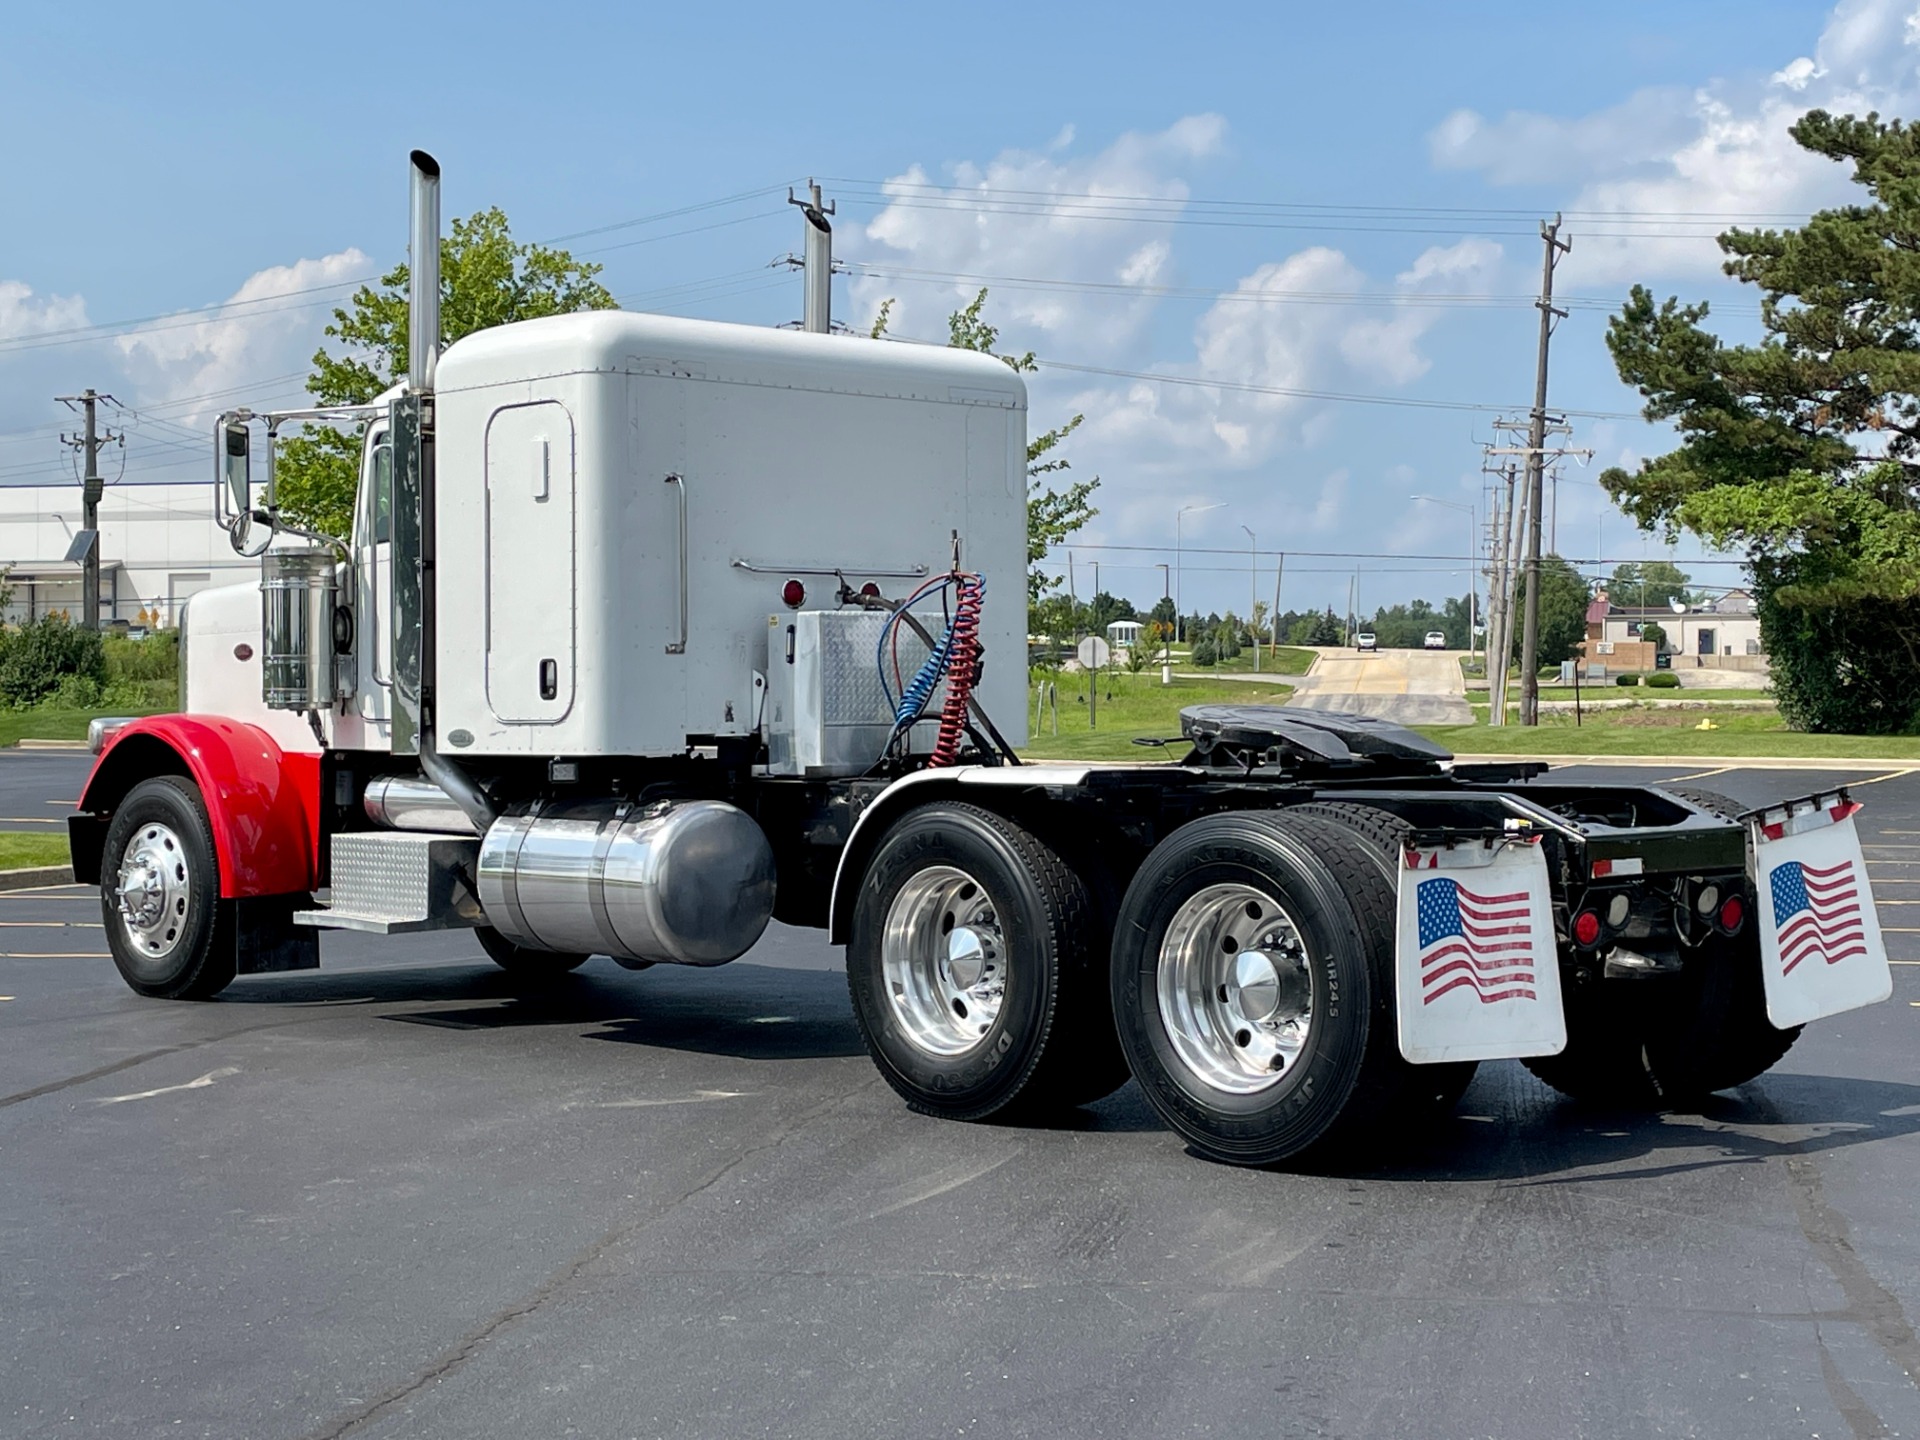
(115, 249, 369, 428)
(1076, 235, 1504, 479)
(0, 281, 87, 341)
(1427, 0, 1920, 283)
(849, 115, 1226, 352)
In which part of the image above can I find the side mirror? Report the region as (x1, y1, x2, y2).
(222, 422, 251, 520)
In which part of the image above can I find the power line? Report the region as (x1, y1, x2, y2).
(820, 176, 1816, 225)
(1029, 357, 1644, 421)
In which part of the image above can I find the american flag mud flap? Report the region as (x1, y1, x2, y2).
(1751, 796, 1891, 1029)
(1395, 836, 1567, 1064)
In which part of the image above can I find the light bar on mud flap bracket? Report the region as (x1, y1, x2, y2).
(1751, 789, 1860, 842)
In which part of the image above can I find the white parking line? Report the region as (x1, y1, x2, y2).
(1664, 766, 1735, 782)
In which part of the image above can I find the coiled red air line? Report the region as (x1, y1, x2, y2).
(930, 576, 983, 767)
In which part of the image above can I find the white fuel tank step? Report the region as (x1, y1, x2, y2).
(295, 831, 484, 934)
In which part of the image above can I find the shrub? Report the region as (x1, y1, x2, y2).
(1615, 673, 1640, 687)
(1647, 671, 1681, 689)
(104, 631, 179, 684)
(1190, 638, 1218, 667)
(0, 616, 106, 707)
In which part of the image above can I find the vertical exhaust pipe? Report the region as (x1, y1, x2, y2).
(409, 150, 442, 390)
(791, 180, 834, 335)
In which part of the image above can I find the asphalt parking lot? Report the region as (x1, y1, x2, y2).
(3, 753, 1917, 1439)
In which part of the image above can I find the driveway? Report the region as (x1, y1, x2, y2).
(1284, 646, 1473, 725)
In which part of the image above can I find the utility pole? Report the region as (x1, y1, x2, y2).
(57, 389, 122, 631)
(786, 181, 835, 334)
(1516, 217, 1570, 726)
(1271, 553, 1285, 652)
(1241, 525, 1259, 672)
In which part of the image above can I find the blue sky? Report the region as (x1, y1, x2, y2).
(0, 0, 1903, 619)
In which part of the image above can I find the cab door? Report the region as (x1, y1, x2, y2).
(484, 401, 576, 723)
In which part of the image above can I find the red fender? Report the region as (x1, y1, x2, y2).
(76, 715, 321, 898)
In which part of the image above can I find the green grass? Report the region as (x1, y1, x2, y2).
(1423, 709, 1920, 759)
(0, 705, 171, 749)
(1179, 645, 1316, 677)
(1022, 670, 1295, 760)
(0, 833, 72, 871)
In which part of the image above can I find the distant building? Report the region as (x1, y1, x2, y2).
(1106, 619, 1144, 650)
(1580, 587, 1766, 672)
(0, 481, 249, 628)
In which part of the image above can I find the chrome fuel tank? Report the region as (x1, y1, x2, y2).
(476, 799, 776, 966)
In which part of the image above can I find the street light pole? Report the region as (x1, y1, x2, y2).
(1240, 524, 1259, 673)
(1413, 494, 1477, 668)
(1175, 502, 1224, 646)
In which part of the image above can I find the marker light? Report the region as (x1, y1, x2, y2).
(1717, 894, 1746, 935)
(1696, 884, 1720, 917)
(1605, 893, 1631, 929)
(1573, 910, 1602, 948)
(782, 579, 806, 609)
(860, 582, 881, 598)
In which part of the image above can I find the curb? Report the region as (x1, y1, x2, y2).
(12, 739, 87, 752)
(1453, 754, 1919, 771)
(0, 865, 76, 892)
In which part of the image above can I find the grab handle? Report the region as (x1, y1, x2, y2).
(665, 473, 688, 654)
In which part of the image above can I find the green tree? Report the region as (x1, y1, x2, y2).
(276, 207, 618, 537)
(1149, 595, 1177, 627)
(1514, 556, 1591, 666)
(1086, 591, 1136, 633)
(874, 288, 1099, 608)
(1306, 609, 1343, 646)
(1606, 560, 1694, 609)
(1638, 620, 1668, 652)
(1600, 110, 1920, 731)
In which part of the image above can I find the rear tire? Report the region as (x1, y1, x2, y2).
(1111, 809, 1410, 1167)
(1526, 786, 1799, 1103)
(846, 802, 1124, 1121)
(100, 776, 237, 1000)
(1281, 802, 1479, 1116)
(475, 926, 590, 976)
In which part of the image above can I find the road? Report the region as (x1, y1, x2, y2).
(1285, 646, 1474, 726)
(2, 754, 1918, 1438)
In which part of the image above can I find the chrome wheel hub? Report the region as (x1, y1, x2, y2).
(1157, 883, 1313, 1095)
(881, 866, 1006, 1057)
(114, 822, 192, 959)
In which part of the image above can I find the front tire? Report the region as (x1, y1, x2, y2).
(846, 802, 1124, 1121)
(101, 776, 236, 1000)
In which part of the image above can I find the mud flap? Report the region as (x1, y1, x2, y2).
(1750, 797, 1891, 1029)
(1395, 837, 1566, 1064)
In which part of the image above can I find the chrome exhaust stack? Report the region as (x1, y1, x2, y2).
(408, 150, 441, 391)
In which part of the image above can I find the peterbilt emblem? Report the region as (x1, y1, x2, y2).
(233, 643, 253, 661)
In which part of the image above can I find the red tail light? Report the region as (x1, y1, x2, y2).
(782, 579, 806, 609)
(1572, 910, 1602, 948)
(1717, 894, 1746, 935)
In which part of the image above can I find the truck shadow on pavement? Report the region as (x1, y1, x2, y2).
(1361, 1068, 1920, 1185)
(227, 959, 873, 1062)
(220, 965, 1918, 1174)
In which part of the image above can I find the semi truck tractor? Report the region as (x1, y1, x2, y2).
(68, 153, 1894, 1167)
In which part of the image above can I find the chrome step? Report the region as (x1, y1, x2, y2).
(294, 831, 484, 934)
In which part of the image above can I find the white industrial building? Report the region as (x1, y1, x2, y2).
(0, 481, 245, 628)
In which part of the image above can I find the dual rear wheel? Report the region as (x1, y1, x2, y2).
(845, 800, 1473, 1165)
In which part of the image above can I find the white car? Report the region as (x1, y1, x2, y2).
(1355, 632, 1377, 653)
(1423, 631, 1447, 649)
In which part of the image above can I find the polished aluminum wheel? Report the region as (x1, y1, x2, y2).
(114, 822, 193, 961)
(881, 865, 1006, 1057)
(1157, 883, 1313, 1095)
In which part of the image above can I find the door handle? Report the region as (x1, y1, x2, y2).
(664, 473, 687, 655)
